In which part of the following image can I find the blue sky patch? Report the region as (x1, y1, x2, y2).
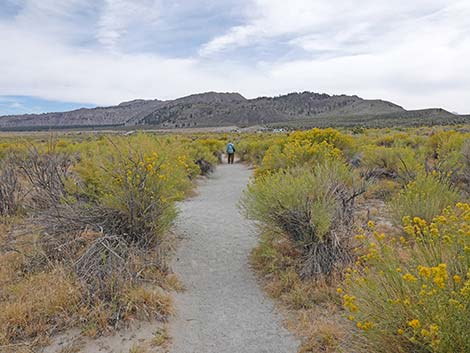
(0, 0, 468, 113)
(0, 96, 95, 116)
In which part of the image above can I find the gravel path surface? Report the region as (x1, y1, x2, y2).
(169, 163, 299, 353)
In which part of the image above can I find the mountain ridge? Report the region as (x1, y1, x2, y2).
(0, 91, 466, 130)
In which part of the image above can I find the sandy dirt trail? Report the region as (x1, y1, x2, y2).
(169, 163, 299, 353)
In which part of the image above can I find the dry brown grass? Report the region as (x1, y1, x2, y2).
(122, 286, 173, 321)
(128, 344, 149, 353)
(0, 267, 81, 345)
(0, 149, 184, 348)
(296, 316, 346, 353)
(0, 344, 34, 353)
(251, 231, 353, 353)
(151, 325, 171, 348)
(0, 218, 180, 348)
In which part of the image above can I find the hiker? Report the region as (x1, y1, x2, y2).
(226, 141, 235, 164)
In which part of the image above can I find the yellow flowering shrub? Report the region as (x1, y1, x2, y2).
(255, 128, 353, 176)
(0, 132, 222, 345)
(65, 134, 201, 243)
(342, 203, 470, 353)
(360, 145, 422, 181)
(73, 134, 194, 197)
(257, 140, 342, 176)
(388, 173, 460, 225)
(0, 140, 30, 160)
(287, 128, 354, 151)
(425, 130, 469, 160)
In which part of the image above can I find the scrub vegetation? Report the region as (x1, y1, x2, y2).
(0, 133, 224, 350)
(2, 124, 470, 352)
(239, 126, 470, 352)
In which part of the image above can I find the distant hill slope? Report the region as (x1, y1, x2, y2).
(0, 91, 466, 130)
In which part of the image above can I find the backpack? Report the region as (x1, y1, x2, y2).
(226, 143, 235, 154)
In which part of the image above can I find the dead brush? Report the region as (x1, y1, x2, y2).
(251, 230, 352, 353)
(31, 180, 174, 328)
(0, 156, 22, 216)
(16, 147, 75, 210)
(243, 161, 365, 279)
(275, 183, 359, 278)
(461, 139, 470, 179)
(1, 145, 179, 344)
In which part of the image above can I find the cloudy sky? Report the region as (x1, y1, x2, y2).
(0, 0, 469, 115)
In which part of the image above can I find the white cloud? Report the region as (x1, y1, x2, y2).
(97, 0, 160, 50)
(11, 0, 98, 43)
(199, 0, 451, 56)
(0, 22, 255, 105)
(0, 0, 469, 113)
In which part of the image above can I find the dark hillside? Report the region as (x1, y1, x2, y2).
(0, 91, 464, 130)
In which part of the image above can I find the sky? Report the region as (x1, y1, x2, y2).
(0, 0, 469, 115)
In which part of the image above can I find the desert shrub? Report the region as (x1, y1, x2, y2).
(16, 142, 183, 254)
(0, 155, 22, 216)
(0, 146, 75, 216)
(457, 139, 470, 193)
(237, 135, 285, 165)
(342, 203, 470, 353)
(425, 130, 462, 159)
(0, 140, 29, 161)
(288, 128, 354, 152)
(242, 160, 364, 277)
(73, 135, 193, 202)
(17, 147, 75, 209)
(0, 135, 197, 344)
(76, 149, 185, 245)
(254, 128, 355, 176)
(360, 145, 422, 182)
(371, 132, 423, 148)
(251, 223, 349, 353)
(432, 138, 470, 195)
(258, 140, 343, 176)
(187, 138, 223, 175)
(195, 138, 225, 158)
(388, 173, 459, 226)
(252, 231, 339, 308)
(33, 138, 191, 283)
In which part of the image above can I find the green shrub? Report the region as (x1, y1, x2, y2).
(251, 128, 355, 176)
(188, 138, 224, 174)
(458, 139, 470, 193)
(342, 203, 470, 353)
(388, 173, 459, 225)
(237, 135, 285, 165)
(257, 140, 343, 176)
(372, 132, 423, 148)
(0, 133, 201, 344)
(433, 138, 470, 195)
(287, 128, 354, 153)
(426, 130, 464, 159)
(242, 160, 363, 277)
(361, 145, 422, 182)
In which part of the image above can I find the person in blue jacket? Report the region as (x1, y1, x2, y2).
(226, 141, 236, 164)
